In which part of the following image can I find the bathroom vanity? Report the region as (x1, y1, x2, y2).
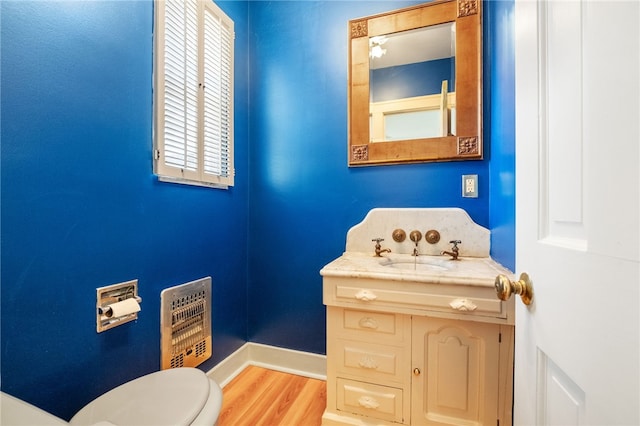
(321, 209, 514, 426)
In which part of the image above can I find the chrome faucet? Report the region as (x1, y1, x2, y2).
(372, 238, 391, 257)
(442, 240, 461, 260)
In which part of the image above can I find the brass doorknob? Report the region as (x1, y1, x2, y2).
(495, 273, 534, 305)
(413, 367, 421, 376)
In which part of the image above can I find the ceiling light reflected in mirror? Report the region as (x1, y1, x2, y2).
(369, 36, 388, 59)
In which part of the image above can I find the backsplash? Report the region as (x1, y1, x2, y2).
(345, 208, 490, 257)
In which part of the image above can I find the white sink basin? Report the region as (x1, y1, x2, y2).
(379, 257, 452, 271)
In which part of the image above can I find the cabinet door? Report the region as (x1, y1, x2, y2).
(411, 317, 501, 426)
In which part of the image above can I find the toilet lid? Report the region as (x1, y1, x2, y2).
(1, 392, 68, 425)
(70, 368, 210, 426)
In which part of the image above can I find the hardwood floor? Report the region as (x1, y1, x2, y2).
(218, 365, 326, 426)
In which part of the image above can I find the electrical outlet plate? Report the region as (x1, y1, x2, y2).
(462, 174, 478, 198)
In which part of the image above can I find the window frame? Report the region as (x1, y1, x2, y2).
(153, 0, 235, 189)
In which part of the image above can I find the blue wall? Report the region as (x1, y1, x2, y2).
(1, 0, 249, 420)
(1, 0, 515, 420)
(371, 58, 456, 102)
(246, 0, 514, 353)
(486, 0, 516, 269)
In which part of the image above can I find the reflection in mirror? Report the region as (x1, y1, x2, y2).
(348, 0, 482, 166)
(370, 23, 457, 141)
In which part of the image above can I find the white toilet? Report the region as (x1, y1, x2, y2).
(0, 368, 223, 426)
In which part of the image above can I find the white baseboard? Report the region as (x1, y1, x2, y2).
(206, 343, 326, 387)
(206, 344, 252, 388)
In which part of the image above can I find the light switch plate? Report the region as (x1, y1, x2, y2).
(462, 174, 478, 198)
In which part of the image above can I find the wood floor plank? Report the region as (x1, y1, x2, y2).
(218, 365, 326, 426)
(218, 366, 278, 423)
(255, 374, 308, 426)
(278, 378, 327, 425)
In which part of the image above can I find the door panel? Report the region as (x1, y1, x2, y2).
(537, 349, 585, 425)
(411, 317, 500, 426)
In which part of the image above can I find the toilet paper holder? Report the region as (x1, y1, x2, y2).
(96, 279, 142, 333)
(98, 296, 143, 317)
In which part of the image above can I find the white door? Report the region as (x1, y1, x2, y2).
(514, 1, 639, 425)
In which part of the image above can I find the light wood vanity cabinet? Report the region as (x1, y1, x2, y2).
(322, 276, 514, 426)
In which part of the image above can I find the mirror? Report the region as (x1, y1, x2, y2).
(370, 23, 456, 141)
(348, 0, 482, 166)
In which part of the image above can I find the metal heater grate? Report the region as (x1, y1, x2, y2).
(160, 277, 212, 370)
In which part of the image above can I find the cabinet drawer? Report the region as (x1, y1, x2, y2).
(336, 339, 407, 383)
(344, 309, 396, 335)
(332, 282, 505, 319)
(337, 378, 404, 423)
(329, 307, 408, 344)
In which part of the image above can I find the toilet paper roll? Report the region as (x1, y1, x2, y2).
(106, 298, 141, 318)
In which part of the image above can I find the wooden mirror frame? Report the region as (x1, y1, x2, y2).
(348, 0, 482, 166)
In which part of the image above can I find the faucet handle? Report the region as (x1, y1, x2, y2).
(392, 229, 406, 242)
(442, 240, 462, 260)
(372, 238, 391, 257)
(425, 229, 440, 244)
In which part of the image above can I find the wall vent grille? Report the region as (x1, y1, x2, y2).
(160, 277, 212, 370)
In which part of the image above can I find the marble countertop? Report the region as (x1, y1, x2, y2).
(320, 252, 513, 288)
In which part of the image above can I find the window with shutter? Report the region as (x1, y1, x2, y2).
(154, 0, 234, 188)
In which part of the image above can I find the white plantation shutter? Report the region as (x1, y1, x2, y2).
(154, 0, 234, 188)
(203, 2, 233, 179)
(163, 0, 198, 175)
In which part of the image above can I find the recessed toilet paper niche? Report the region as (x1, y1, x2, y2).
(96, 279, 142, 333)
